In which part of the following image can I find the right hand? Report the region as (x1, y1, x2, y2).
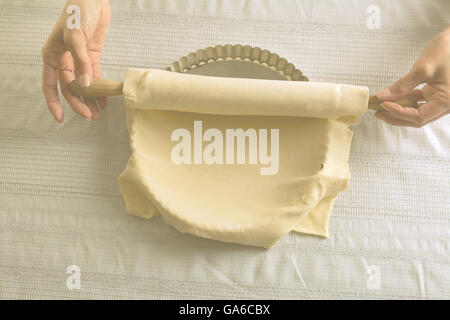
(42, 0, 111, 123)
(375, 26, 450, 127)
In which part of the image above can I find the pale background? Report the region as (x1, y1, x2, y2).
(0, 0, 449, 299)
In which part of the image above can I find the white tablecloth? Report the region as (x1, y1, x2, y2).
(0, 0, 449, 299)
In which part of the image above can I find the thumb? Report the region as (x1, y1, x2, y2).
(64, 31, 92, 88)
(376, 65, 427, 101)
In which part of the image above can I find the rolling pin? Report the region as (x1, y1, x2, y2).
(69, 78, 418, 111)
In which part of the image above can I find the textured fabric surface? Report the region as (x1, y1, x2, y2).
(0, 0, 449, 299)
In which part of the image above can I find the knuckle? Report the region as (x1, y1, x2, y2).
(42, 82, 57, 92)
(395, 77, 410, 95)
(42, 83, 50, 92)
(78, 60, 90, 69)
(413, 114, 425, 125)
(415, 61, 434, 79)
(63, 31, 81, 49)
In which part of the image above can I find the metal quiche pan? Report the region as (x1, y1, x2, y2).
(164, 44, 309, 82)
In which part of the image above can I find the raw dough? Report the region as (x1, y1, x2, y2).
(118, 68, 369, 248)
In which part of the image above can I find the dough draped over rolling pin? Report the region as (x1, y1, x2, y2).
(123, 68, 368, 118)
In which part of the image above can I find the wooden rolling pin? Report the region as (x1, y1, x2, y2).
(69, 78, 418, 111)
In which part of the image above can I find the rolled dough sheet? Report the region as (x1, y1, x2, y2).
(118, 68, 369, 248)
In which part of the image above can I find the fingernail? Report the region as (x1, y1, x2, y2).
(79, 74, 90, 88)
(376, 88, 391, 100)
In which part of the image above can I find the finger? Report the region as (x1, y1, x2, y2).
(379, 98, 447, 125)
(74, 64, 100, 120)
(375, 108, 449, 127)
(408, 89, 425, 102)
(42, 64, 63, 123)
(379, 101, 424, 123)
(416, 98, 449, 123)
(74, 70, 100, 121)
(92, 62, 107, 109)
(422, 84, 437, 101)
(374, 111, 422, 127)
(63, 30, 92, 88)
(376, 64, 429, 101)
(96, 96, 107, 110)
(59, 70, 92, 120)
(83, 97, 100, 121)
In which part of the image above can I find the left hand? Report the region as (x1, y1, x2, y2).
(42, 0, 111, 123)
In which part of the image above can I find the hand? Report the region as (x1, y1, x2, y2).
(42, 0, 111, 123)
(375, 27, 450, 127)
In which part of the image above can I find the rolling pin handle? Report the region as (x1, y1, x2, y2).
(368, 95, 418, 111)
(69, 78, 124, 98)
